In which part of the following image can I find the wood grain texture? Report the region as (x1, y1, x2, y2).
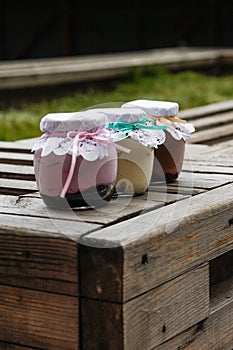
(190, 110, 233, 131)
(80, 245, 123, 301)
(154, 297, 233, 350)
(178, 100, 233, 121)
(0, 284, 79, 350)
(182, 160, 233, 175)
(185, 143, 233, 166)
(81, 298, 123, 350)
(0, 101, 232, 349)
(189, 122, 233, 144)
(167, 171, 233, 189)
(123, 264, 209, 349)
(0, 231, 78, 295)
(1, 48, 232, 89)
(0, 212, 99, 239)
(0, 191, 188, 226)
(0, 178, 37, 194)
(211, 275, 233, 314)
(80, 184, 233, 302)
(0, 141, 33, 152)
(0, 163, 35, 180)
(0, 342, 41, 349)
(0, 152, 33, 165)
(81, 264, 209, 350)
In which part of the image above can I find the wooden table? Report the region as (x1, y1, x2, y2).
(0, 101, 233, 350)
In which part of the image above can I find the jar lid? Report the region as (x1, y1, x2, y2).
(122, 99, 179, 117)
(89, 107, 146, 123)
(40, 111, 108, 133)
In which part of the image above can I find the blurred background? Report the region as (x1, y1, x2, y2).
(0, 0, 232, 141)
(1, 0, 232, 60)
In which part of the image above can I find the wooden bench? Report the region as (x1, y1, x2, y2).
(0, 47, 232, 90)
(0, 101, 233, 349)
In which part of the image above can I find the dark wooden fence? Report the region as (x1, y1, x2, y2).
(1, 0, 232, 60)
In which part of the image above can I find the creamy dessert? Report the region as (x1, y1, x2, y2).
(91, 107, 165, 195)
(33, 111, 118, 208)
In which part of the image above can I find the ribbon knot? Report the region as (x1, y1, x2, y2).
(60, 129, 130, 198)
(108, 117, 167, 132)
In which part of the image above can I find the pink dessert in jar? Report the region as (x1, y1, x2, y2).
(32, 111, 118, 209)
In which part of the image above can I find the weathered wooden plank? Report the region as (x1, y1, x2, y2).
(80, 184, 233, 302)
(182, 159, 233, 174)
(191, 110, 233, 131)
(0, 152, 33, 165)
(0, 178, 37, 194)
(178, 100, 233, 121)
(151, 170, 233, 191)
(148, 182, 204, 195)
(124, 264, 209, 350)
(0, 189, 191, 225)
(0, 141, 33, 153)
(0, 211, 99, 293)
(0, 230, 78, 295)
(171, 170, 233, 189)
(1, 48, 232, 89)
(211, 275, 233, 314)
(0, 343, 35, 350)
(0, 284, 79, 350)
(203, 144, 233, 162)
(184, 143, 212, 160)
(188, 122, 233, 144)
(0, 163, 35, 179)
(2, 47, 226, 72)
(81, 298, 123, 350)
(0, 193, 164, 225)
(0, 213, 100, 240)
(0, 194, 50, 217)
(185, 143, 233, 166)
(209, 137, 233, 150)
(154, 290, 233, 350)
(81, 264, 209, 350)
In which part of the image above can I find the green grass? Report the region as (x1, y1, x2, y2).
(1, 66, 233, 141)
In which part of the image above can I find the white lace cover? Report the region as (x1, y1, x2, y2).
(111, 129, 166, 148)
(170, 122, 195, 141)
(32, 134, 110, 161)
(32, 120, 195, 159)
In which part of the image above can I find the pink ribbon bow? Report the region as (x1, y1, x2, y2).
(60, 129, 130, 198)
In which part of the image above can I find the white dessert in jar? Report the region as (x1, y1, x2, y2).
(92, 107, 165, 195)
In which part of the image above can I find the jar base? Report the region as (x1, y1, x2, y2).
(152, 132, 185, 184)
(165, 172, 179, 183)
(40, 184, 115, 209)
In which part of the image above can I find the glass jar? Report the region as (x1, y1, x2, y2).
(122, 100, 195, 183)
(153, 131, 185, 182)
(115, 137, 154, 194)
(90, 107, 166, 195)
(32, 111, 118, 209)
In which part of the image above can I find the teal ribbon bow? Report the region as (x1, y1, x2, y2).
(109, 118, 167, 132)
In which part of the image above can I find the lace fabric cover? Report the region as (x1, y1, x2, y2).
(110, 128, 166, 148)
(32, 119, 195, 159)
(170, 122, 195, 141)
(110, 121, 195, 146)
(32, 132, 111, 161)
